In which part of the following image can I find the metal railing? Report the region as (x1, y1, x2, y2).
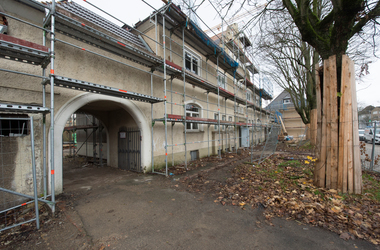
(0, 117, 41, 232)
(360, 122, 380, 173)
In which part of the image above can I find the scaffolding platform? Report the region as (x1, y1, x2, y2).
(52, 75, 163, 103)
(0, 103, 49, 113)
(164, 60, 268, 112)
(155, 114, 268, 127)
(0, 34, 50, 67)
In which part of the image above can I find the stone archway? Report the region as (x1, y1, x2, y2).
(50, 93, 151, 193)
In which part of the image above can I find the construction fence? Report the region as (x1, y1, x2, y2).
(360, 122, 380, 173)
(0, 117, 41, 232)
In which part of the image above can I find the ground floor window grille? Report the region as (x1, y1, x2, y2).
(190, 150, 199, 161)
(0, 114, 29, 136)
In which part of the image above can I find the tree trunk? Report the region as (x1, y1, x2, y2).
(310, 109, 317, 145)
(314, 55, 362, 194)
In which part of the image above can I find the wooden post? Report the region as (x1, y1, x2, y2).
(349, 56, 362, 193)
(315, 55, 362, 194)
(329, 56, 338, 190)
(314, 63, 325, 187)
(323, 58, 331, 188)
(310, 109, 317, 145)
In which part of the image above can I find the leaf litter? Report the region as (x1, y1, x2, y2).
(180, 152, 380, 245)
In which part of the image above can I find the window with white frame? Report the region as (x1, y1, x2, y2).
(283, 98, 291, 104)
(246, 91, 251, 101)
(218, 71, 226, 89)
(185, 50, 200, 75)
(186, 104, 200, 131)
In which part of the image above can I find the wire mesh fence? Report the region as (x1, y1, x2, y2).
(360, 122, 380, 173)
(258, 124, 281, 163)
(0, 116, 40, 231)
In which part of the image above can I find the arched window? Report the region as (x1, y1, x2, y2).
(186, 104, 200, 131)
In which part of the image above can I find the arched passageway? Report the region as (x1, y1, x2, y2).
(51, 93, 151, 193)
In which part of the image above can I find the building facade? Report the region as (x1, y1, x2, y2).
(0, 0, 272, 196)
(266, 90, 306, 139)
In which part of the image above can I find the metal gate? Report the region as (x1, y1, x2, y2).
(118, 127, 142, 172)
(240, 126, 249, 147)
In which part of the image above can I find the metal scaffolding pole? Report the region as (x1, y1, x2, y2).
(225, 96, 227, 151)
(85, 128, 88, 160)
(163, 15, 168, 176)
(99, 122, 103, 167)
(182, 26, 188, 169)
(207, 92, 210, 157)
(171, 78, 174, 167)
(30, 116, 40, 229)
(233, 43, 238, 153)
(49, 0, 56, 213)
(93, 116, 97, 164)
(42, 24, 47, 199)
(151, 73, 155, 173)
(217, 56, 221, 158)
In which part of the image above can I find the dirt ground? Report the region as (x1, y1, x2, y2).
(1, 144, 379, 250)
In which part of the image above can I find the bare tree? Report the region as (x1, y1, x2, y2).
(251, 2, 317, 124)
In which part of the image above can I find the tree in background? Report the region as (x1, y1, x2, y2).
(213, 0, 380, 193)
(251, 1, 317, 125)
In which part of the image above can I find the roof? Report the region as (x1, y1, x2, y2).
(265, 90, 293, 111)
(55, 1, 149, 51)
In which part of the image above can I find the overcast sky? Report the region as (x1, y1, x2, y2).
(64, 0, 379, 108)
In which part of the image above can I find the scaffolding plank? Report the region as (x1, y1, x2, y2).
(0, 34, 50, 67)
(165, 61, 265, 112)
(0, 103, 49, 113)
(158, 114, 254, 126)
(52, 75, 163, 104)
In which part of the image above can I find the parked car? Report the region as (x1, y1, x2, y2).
(359, 129, 365, 141)
(364, 127, 380, 144)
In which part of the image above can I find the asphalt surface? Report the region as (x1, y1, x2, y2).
(44, 164, 379, 250)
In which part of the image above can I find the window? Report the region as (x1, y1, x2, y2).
(236, 79, 244, 88)
(218, 71, 226, 89)
(229, 116, 233, 130)
(246, 92, 251, 101)
(373, 111, 378, 115)
(186, 104, 200, 131)
(190, 150, 199, 161)
(214, 113, 219, 130)
(185, 50, 200, 75)
(283, 98, 291, 104)
(0, 114, 29, 136)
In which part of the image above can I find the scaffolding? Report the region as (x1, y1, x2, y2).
(0, 0, 54, 231)
(0, 0, 278, 231)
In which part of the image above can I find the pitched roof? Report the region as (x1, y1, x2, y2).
(56, 1, 147, 50)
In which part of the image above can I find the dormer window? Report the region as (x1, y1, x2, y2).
(283, 98, 291, 104)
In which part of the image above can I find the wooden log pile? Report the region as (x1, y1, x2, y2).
(314, 55, 362, 194)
